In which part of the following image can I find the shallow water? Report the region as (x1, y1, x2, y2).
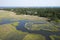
(0, 18, 60, 40)
(0, 18, 18, 25)
(16, 20, 60, 40)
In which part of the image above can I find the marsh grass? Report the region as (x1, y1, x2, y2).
(23, 34, 46, 40)
(50, 35, 60, 40)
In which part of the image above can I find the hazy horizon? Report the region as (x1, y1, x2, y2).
(0, 0, 60, 7)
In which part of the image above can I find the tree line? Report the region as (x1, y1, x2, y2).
(0, 8, 60, 21)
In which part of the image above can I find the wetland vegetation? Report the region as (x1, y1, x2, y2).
(0, 8, 60, 40)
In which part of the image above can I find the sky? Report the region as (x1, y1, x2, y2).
(0, 0, 60, 7)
